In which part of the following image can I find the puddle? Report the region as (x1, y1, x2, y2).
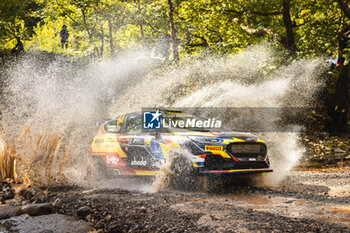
(216, 193, 350, 228)
(322, 207, 350, 227)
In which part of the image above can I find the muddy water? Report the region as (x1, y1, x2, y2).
(2, 169, 347, 232)
(216, 193, 350, 228)
(0, 136, 17, 182)
(165, 169, 350, 230)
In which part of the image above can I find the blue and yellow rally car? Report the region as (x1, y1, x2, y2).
(89, 109, 272, 181)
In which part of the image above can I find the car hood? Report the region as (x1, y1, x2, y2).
(172, 129, 258, 141)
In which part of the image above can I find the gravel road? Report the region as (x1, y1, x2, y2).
(1, 169, 349, 233)
(10, 169, 345, 233)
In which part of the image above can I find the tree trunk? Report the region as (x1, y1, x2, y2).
(281, 0, 296, 56)
(100, 25, 104, 57)
(167, 0, 180, 64)
(82, 9, 92, 39)
(107, 18, 115, 57)
(140, 24, 145, 45)
(332, 28, 350, 132)
(137, 0, 145, 46)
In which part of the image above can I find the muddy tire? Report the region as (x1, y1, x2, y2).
(169, 155, 196, 190)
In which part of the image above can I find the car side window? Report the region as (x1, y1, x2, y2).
(104, 120, 119, 133)
(104, 115, 125, 133)
(123, 113, 142, 134)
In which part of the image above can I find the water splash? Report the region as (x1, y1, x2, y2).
(0, 44, 325, 188)
(153, 148, 194, 191)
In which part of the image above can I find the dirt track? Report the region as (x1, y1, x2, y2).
(2, 169, 348, 233)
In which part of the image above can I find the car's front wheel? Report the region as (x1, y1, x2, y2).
(168, 152, 196, 190)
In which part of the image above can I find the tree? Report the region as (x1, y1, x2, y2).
(174, 0, 298, 55)
(0, 0, 42, 50)
(167, 0, 179, 63)
(333, 0, 350, 132)
(97, 0, 128, 57)
(282, 0, 296, 56)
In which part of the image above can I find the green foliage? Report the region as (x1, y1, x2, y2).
(343, 36, 350, 66)
(293, 0, 345, 57)
(0, 0, 42, 49)
(0, 0, 348, 61)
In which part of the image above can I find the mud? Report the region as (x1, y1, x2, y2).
(0, 213, 91, 233)
(1, 169, 348, 233)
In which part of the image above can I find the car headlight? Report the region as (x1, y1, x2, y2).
(188, 136, 223, 144)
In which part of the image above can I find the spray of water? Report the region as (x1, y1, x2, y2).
(152, 148, 195, 191)
(0, 52, 157, 186)
(0, 44, 325, 189)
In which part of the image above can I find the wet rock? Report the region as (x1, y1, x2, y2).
(284, 200, 295, 204)
(18, 188, 35, 200)
(0, 214, 91, 233)
(18, 203, 53, 216)
(103, 215, 111, 222)
(1, 214, 30, 227)
(135, 206, 147, 214)
(334, 148, 346, 154)
(0, 206, 21, 220)
(77, 206, 92, 217)
(0, 182, 15, 203)
(39, 230, 54, 233)
(52, 197, 61, 206)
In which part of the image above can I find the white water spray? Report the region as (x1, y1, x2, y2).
(0, 44, 325, 188)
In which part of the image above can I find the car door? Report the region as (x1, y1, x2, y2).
(121, 113, 157, 169)
(91, 115, 127, 168)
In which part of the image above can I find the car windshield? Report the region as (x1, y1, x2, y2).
(120, 112, 221, 133)
(162, 113, 216, 131)
(123, 113, 142, 133)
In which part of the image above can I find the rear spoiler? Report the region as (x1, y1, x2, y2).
(158, 108, 183, 114)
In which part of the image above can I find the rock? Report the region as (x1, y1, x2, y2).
(2, 214, 30, 225)
(77, 206, 91, 217)
(284, 200, 295, 204)
(39, 230, 54, 233)
(18, 188, 35, 200)
(52, 198, 61, 206)
(334, 148, 346, 154)
(19, 203, 53, 216)
(0, 214, 91, 233)
(140, 206, 147, 213)
(104, 215, 112, 222)
(0, 182, 15, 202)
(0, 206, 22, 220)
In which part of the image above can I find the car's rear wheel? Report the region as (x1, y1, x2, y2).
(86, 156, 109, 182)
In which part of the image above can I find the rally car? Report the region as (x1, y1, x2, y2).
(88, 109, 272, 181)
